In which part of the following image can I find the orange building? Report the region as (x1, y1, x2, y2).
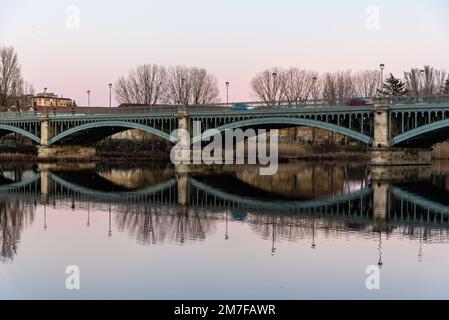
(33, 88, 72, 108)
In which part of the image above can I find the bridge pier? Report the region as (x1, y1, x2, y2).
(38, 146, 96, 160)
(370, 104, 432, 166)
(370, 148, 432, 166)
(371, 165, 431, 182)
(38, 116, 96, 160)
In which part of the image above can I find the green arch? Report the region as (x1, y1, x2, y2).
(191, 117, 373, 145)
(49, 172, 176, 200)
(190, 177, 372, 210)
(49, 121, 172, 145)
(0, 124, 40, 144)
(391, 119, 449, 146)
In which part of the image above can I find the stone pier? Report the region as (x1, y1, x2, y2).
(370, 148, 432, 166)
(370, 103, 432, 166)
(38, 146, 96, 160)
(38, 116, 96, 160)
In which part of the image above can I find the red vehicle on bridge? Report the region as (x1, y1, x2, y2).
(345, 97, 374, 106)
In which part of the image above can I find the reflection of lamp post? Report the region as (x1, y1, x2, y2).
(225, 212, 229, 240)
(418, 227, 423, 262)
(311, 217, 316, 249)
(43, 205, 47, 231)
(87, 202, 90, 228)
(225, 82, 230, 108)
(108, 205, 112, 237)
(271, 217, 276, 256)
(377, 232, 383, 268)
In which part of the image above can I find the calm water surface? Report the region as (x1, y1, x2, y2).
(1, 161, 449, 299)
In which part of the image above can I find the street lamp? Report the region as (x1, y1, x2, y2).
(379, 64, 385, 96)
(87, 90, 91, 107)
(420, 69, 426, 99)
(108, 83, 112, 108)
(225, 82, 230, 107)
(181, 78, 186, 106)
(312, 76, 318, 106)
(272, 72, 277, 107)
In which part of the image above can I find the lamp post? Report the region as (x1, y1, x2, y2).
(379, 63, 385, 97)
(312, 76, 318, 106)
(108, 83, 112, 108)
(420, 69, 425, 101)
(272, 72, 277, 107)
(225, 82, 230, 107)
(87, 90, 91, 107)
(181, 78, 186, 106)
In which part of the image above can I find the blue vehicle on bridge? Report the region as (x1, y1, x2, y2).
(231, 103, 255, 110)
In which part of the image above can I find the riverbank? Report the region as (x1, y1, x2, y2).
(0, 139, 447, 162)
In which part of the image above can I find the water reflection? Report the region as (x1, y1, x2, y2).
(1, 161, 449, 265)
(0, 200, 34, 263)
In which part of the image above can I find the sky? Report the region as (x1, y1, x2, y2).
(1, 0, 448, 106)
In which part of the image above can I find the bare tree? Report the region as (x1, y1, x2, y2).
(0, 46, 23, 110)
(404, 66, 448, 96)
(115, 64, 167, 105)
(354, 70, 379, 97)
(322, 71, 355, 105)
(164, 66, 220, 105)
(250, 67, 284, 106)
(281, 68, 318, 106)
(189, 67, 219, 105)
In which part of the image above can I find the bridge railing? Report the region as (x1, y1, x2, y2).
(2, 95, 449, 118)
(376, 95, 449, 106)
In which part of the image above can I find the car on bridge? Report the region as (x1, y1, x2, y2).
(231, 103, 255, 110)
(345, 97, 374, 106)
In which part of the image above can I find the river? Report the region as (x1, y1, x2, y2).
(1, 160, 449, 299)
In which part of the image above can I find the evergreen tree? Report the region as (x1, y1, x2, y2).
(444, 79, 449, 94)
(378, 73, 408, 96)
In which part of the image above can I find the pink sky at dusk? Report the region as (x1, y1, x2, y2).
(1, 0, 448, 106)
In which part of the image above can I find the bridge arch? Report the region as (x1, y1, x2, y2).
(190, 177, 372, 210)
(48, 121, 172, 145)
(0, 124, 40, 144)
(391, 118, 449, 147)
(48, 172, 176, 201)
(191, 117, 373, 145)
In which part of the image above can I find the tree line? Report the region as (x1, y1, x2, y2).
(250, 66, 449, 105)
(2, 45, 449, 109)
(115, 64, 220, 106)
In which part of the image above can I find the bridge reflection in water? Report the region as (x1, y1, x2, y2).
(1, 162, 449, 263)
